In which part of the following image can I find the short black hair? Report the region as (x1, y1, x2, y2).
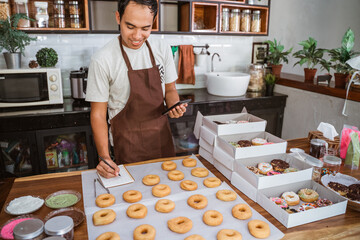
(118, 0, 158, 21)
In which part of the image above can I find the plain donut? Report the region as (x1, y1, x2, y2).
(232, 204, 252, 220)
(182, 157, 197, 167)
(162, 161, 177, 171)
(248, 220, 270, 239)
(93, 209, 116, 226)
(142, 174, 160, 186)
(185, 234, 205, 240)
(217, 229, 242, 240)
(126, 203, 147, 219)
(187, 194, 208, 209)
(155, 199, 175, 213)
(180, 180, 198, 191)
(216, 189, 237, 201)
(191, 167, 209, 178)
(123, 190, 142, 203)
(95, 193, 115, 208)
(152, 184, 171, 197)
(168, 170, 185, 181)
(133, 224, 156, 240)
(203, 177, 221, 188)
(203, 210, 223, 226)
(167, 216, 193, 234)
(96, 232, 120, 240)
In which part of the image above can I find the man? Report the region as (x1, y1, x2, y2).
(86, 0, 187, 178)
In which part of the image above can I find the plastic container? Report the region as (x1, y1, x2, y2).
(34, 1, 49, 28)
(14, 0, 30, 27)
(323, 155, 342, 173)
(54, 14, 65, 28)
(53, 0, 65, 15)
(13, 219, 45, 240)
(70, 14, 80, 28)
(251, 10, 261, 32)
(44, 216, 74, 240)
(309, 139, 328, 159)
(304, 154, 324, 182)
(229, 9, 240, 32)
(247, 64, 265, 92)
(0, 0, 10, 21)
(241, 9, 251, 32)
(68, 1, 79, 15)
(221, 7, 229, 31)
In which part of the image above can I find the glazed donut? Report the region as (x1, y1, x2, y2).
(185, 234, 205, 240)
(191, 167, 209, 178)
(248, 220, 271, 239)
(96, 193, 115, 208)
(266, 171, 281, 176)
(270, 159, 289, 172)
(123, 190, 142, 203)
(126, 203, 147, 219)
(203, 210, 223, 226)
(152, 184, 171, 198)
(251, 138, 267, 146)
(187, 194, 208, 209)
(167, 216, 193, 234)
(316, 198, 333, 207)
(281, 191, 300, 206)
(216, 229, 242, 240)
(96, 232, 120, 240)
(161, 161, 177, 171)
(203, 177, 221, 188)
(284, 167, 298, 173)
(328, 182, 349, 196)
(93, 209, 116, 226)
(298, 188, 319, 202)
(237, 140, 252, 147)
(182, 157, 197, 167)
(133, 224, 156, 240)
(298, 203, 317, 211)
(232, 204, 252, 220)
(180, 180, 198, 191)
(216, 190, 237, 202)
(155, 199, 175, 213)
(257, 163, 273, 175)
(269, 197, 288, 209)
(168, 170, 185, 181)
(142, 174, 160, 186)
(347, 183, 360, 201)
(284, 207, 298, 214)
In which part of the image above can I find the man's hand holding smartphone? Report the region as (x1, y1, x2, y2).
(163, 99, 191, 118)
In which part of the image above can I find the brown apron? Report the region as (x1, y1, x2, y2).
(110, 36, 175, 164)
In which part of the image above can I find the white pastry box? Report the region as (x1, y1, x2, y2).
(213, 159, 232, 180)
(199, 137, 213, 154)
(200, 126, 217, 146)
(231, 172, 258, 201)
(217, 131, 287, 159)
(213, 145, 235, 170)
(199, 146, 215, 165)
(257, 180, 348, 228)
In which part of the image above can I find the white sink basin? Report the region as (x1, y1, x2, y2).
(205, 72, 250, 97)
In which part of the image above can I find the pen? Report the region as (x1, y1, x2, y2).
(98, 155, 121, 177)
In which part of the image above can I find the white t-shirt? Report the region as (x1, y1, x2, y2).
(86, 37, 178, 121)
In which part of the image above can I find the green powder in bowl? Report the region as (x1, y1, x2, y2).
(46, 194, 79, 209)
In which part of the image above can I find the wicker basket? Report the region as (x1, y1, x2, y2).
(308, 131, 340, 152)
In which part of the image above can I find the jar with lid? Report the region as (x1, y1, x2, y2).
(323, 155, 342, 174)
(248, 64, 265, 92)
(34, 1, 49, 28)
(44, 216, 74, 240)
(54, 14, 65, 28)
(251, 10, 261, 32)
(229, 9, 240, 32)
(0, 0, 10, 21)
(70, 14, 81, 28)
(303, 153, 324, 182)
(309, 139, 328, 159)
(221, 7, 229, 32)
(241, 9, 251, 32)
(43, 237, 66, 240)
(13, 218, 46, 240)
(53, 0, 64, 15)
(69, 1, 80, 15)
(14, 0, 30, 27)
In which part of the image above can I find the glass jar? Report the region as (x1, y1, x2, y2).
(248, 64, 265, 92)
(221, 7, 229, 31)
(323, 155, 342, 174)
(54, 14, 65, 28)
(44, 216, 74, 240)
(251, 10, 261, 32)
(229, 9, 240, 32)
(241, 9, 251, 32)
(69, 1, 79, 15)
(303, 153, 324, 182)
(13, 219, 46, 240)
(14, 0, 30, 27)
(70, 14, 80, 28)
(34, 1, 49, 28)
(0, 0, 10, 21)
(309, 139, 328, 159)
(53, 0, 64, 15)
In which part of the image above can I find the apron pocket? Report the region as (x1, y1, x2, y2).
(140, 118, 162, 159)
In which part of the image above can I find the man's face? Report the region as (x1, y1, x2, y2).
(116, 2, 154, 50)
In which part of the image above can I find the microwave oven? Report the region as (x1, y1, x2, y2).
(0, 68, 63, 108)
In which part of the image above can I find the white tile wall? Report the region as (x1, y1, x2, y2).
(0, 34, 253, 96)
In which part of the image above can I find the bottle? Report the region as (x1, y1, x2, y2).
(229, 9, 240, 32)
(248, 64, 265, 92)
(54, 14, 65, 28)
(0, 0, 10, 21)
(251, 10, 261, 32)
(70, 14, 80, 28)
(68, 1, 79, 15)
(241, 9, 251, 32)
(221, 8, 229, 32)
(53, 0, 65, 15)
(14, 0, 30, 27)
(34, 1, 49, 28)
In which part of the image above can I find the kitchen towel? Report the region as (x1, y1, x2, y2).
(177, 45, 195, 85)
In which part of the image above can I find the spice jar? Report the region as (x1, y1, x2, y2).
(14, 0, 30, 27)
(69, 1, 79, 15)
(70, 14, 80, 28)
(251, 10, 261, 32)
(323, 155, 342, 174)
(13, 219, 46, 240)
(309, 139, 328, 159)
(34, 1, 49, 28)
(241, 9, 251, 32)
(54, 14, 65, 28)
(229, 9, 240, 32)
(53, 0, 64, 15)
(248, 64, 265, 92)
(221, 7, 229, 31)
(303, 154, 324, 182)
(0, 0, 10, 21)
(44, 216, 74, 240)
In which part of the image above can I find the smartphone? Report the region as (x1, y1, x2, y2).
(162, 99, 192, 115)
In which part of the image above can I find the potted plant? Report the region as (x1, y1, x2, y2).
(292, 37, 326, 83)
(0, 14, 36, 69)
(317, 58, 332, 86)
(265, 39, 293, 79)
(328, 28, 359, 88)
(36, 48, 58, 67)
(264, 73, 276, 95)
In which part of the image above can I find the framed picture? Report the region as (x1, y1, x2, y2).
(252, 42, 269, 64)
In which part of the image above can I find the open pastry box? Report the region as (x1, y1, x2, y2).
(200, 126, 217, 147)
(199, 146, 215, 165)
(257, 180, 348, 228)
(217, 131, 287, 159)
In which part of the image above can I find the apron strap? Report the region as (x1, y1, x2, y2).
(145, 40, 157, 67)
(118, 35, 133, 71)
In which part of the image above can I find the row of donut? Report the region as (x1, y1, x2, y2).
(94, 189, 271, 240)
(230, 138, 272, 148)
(327, 181, 360, 202)
(270, 189, 333, 213)
(247, 159, 298, 176)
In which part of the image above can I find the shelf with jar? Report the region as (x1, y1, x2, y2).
(191, 2, 218, 32)
(7, 0, 89, 31)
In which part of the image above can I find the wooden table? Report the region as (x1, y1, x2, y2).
(1, 138, 360, 239)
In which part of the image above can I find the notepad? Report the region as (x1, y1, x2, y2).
(96, 165, 134, 188)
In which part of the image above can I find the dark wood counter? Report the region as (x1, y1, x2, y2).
(1, 138, 359, 239)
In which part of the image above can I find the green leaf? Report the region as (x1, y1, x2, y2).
(342, 28, 355, 52)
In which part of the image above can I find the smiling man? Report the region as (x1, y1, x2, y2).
(86, 0, 187, 178)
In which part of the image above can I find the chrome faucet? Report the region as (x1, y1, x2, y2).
(211, 53, 221, 72)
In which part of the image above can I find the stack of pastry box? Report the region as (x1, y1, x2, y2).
(193, 110, 347, 228)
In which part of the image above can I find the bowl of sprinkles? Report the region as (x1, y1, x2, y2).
(4, 196, 44, 215)
(0, 215, 40, 239)
(45, 190, 81, 209)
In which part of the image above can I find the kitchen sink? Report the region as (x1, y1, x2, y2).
(205, 72, 250, 97)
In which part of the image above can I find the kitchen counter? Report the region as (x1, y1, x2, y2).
(1, 138, 359, 239)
